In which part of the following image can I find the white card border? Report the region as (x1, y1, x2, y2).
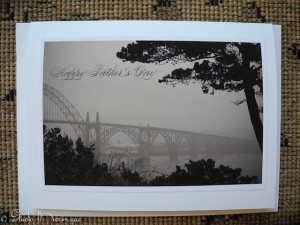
(17, 21, 281, 216)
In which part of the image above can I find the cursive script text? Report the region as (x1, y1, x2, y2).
(134, 65, 156, 80)
(49, 64, 157, 81)
(89, 64, 130, 77)
(50, 65, 87, 80)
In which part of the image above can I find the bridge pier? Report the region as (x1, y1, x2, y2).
(95, 112, 101, 153)
(44, 84, 211, 165)
(138, 143, 150, 160)
(85, 112, 90, 146)
(138, 126, 151, 160)
(169, 144, 178, 161)
(84, 112, 102, 154)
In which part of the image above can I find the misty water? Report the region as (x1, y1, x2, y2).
(44, 124, 263, 183)
(106, 133, 263, 182)
(149, 152, 262, 182)
(97, 147, 263, 183)
(103, 139, 262, 183)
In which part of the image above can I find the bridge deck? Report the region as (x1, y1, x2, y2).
(43, 119, 201, 135)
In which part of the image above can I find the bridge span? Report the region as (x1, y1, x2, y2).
(43, 83, 244, 160)
(44, 111, 203, 160)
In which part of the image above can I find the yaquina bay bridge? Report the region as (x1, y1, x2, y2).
(43, 84, 227, 160)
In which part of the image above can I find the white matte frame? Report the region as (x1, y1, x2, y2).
(16, 21, 281, 216)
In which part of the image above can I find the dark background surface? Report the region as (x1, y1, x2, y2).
(0, 0, 299, 224)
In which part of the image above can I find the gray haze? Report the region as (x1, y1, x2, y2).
(43, 41, 260, 141)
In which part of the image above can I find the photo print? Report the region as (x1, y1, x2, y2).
(43, 40, 263, 186)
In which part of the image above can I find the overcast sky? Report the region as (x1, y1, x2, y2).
(43, 41, 261, 140)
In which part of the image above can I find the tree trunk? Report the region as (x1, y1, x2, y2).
(243, 72, 263, 153)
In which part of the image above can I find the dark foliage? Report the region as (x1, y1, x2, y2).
(44, 125, 96, 185)
(117, 41, 229, 65)
(43, 125, 144, 186)
(116, 41, 263, 152)
(44, 125, 258, 186)
(150, 159, 257, 186)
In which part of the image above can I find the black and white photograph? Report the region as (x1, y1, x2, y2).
(43, 40, 263, 187)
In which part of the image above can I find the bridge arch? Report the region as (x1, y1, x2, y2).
(178, 135, 193, 149)
(150, 132, 172, 148)
(102, 126, 139, 148)
(43, 84, 205, 159)
(43, 84, 85, 140)
(149, 132, 177, 159)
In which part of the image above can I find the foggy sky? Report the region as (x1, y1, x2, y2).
(43, 41, 261, 140)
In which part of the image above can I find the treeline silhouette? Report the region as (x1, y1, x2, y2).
(43, 126, 258, 186)
(117, 41, 263, 152)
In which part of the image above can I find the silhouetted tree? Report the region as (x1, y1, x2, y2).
(43, 125, 146, 186)
(117, 41, 263, 152)
(43, 125, 258, 186)
(43, 125, 112, 185)
(43, 126, 77, 185)
(150, 159, 258, 186)
(118, 162, 146, 186)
